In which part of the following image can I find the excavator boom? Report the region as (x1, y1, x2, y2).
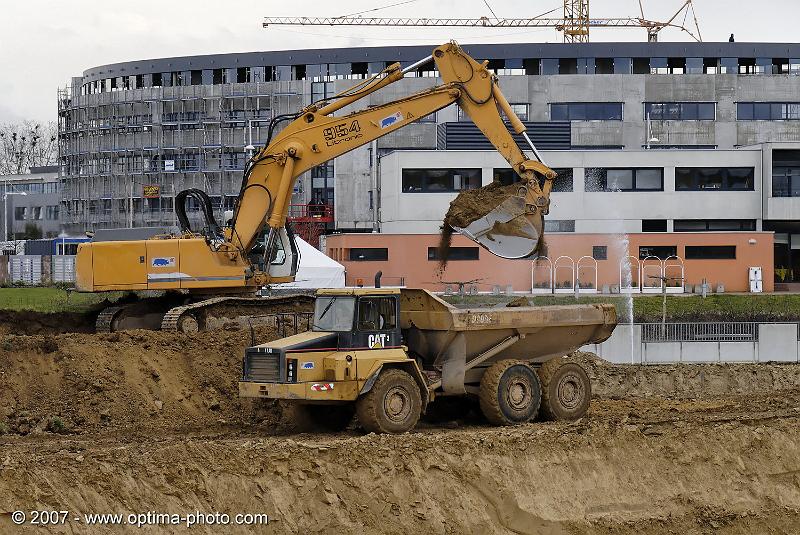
(75, 42, 556, 333)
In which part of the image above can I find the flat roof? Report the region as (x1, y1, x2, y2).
(80, 42, 800, 83)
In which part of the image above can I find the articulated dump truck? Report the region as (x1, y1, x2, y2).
(239, 288, 616, 433)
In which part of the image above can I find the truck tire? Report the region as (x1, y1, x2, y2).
(537, 359, 591, 421)
(356, 369, 422, 434)
(307, 404, 355, 432)
(479, 360, 541, 426)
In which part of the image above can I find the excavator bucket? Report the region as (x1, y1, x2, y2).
(451, 195, 543, 259)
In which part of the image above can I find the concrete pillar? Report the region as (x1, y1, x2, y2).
(758, 323, 798, 362)
(41, 255, 52, 285)
(0, 256, 8, 284)
(593, 323, 642, 364)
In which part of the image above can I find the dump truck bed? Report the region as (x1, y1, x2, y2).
(400, 289, 616, 368)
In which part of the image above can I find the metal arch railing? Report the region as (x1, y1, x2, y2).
(530, 255, 553, 293)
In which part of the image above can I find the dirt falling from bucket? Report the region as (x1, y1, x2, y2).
(437, 182, 523, 271)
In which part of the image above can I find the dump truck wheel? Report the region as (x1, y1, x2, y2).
(537, 360, 591, 421)
(479, 360, 541, 426)
(356, 369, 422, 434)
(307, 404, 355, 432)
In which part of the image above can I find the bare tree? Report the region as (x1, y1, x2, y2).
(0, 121, 58, 175)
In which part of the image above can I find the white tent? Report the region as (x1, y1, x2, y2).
(279, 236, 345, 288)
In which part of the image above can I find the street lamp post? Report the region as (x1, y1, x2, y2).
(3, 191, 27, 243)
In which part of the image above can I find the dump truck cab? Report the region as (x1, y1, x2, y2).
(239, 288, 617, 434)
(239, 289, 428, 416)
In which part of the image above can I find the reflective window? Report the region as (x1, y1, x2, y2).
(427, 247, 478, 261)
(674, 220, 755, 231)
(550, 103, 622, 121)
(738, 102, 800, 120)
(613, 57, 631, 74)
(493, 168, 572, 192)
(715, 57, 735, 73)
(313, 296, 355, 332)
(358, 297, 396, 331)
(645, 102, 715, 120)
(686, 57, 704, 74)
(541, 59, 558, 75)
(401, 169, 481, 192)
(773, 167, 800, 197)
(675, 167, 754, 190)
(544, 220, 575, 232)
(685, 246, 736, 259)
(348, 248, 388, 261)
(585, 168, 663, 191)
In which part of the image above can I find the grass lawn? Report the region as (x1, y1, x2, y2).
(443, 293, 800, 322)
(0, 287, 124, 313)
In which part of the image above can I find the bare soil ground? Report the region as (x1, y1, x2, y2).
(1, 330, 800, 534)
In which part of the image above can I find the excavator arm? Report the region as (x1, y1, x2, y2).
(76, 42, 555, 295)
(228, 41, 556, 264)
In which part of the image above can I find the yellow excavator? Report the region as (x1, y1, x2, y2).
(76, 42, 556, 332)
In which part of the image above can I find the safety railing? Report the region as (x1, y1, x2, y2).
(641, 322, 759, 343)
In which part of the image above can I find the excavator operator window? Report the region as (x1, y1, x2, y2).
(357, 297, 397, 331)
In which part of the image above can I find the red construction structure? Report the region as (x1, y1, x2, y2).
(287, 204, 333, 247)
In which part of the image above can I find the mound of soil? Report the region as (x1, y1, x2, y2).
(0, 327, 284, 438)
(0, 310, 96, 335)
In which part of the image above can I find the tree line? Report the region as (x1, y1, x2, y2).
(0, 121, 58, 175)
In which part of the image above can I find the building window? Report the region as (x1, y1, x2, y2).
(592, 246, 607, 260)
(510, 104, 529, 121)
(645, 102, 715, 120)
(585, 168, 663, 192)
(45, 205, 59, 220)
(639, 246, 677, 260)
(493, 168, 573, 192)
(550, 103, 623, 121)
(737, 102, 800, 120)
(402, 169, 481, 193)
(642, 220, 667, 232)
(427, 247, 479, 261)
(675, 167, 755, 191)
(14, 207, 26, 221)
(773, 167, 800, 197)
(31, 206, 43, 220)
(348, 248, 388, 261)
(685, 246, 736, 260)
(544, 220, 575, 232)
(673, 220, 756, 232)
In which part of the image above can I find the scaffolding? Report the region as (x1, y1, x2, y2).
(57, 80, 303, 233)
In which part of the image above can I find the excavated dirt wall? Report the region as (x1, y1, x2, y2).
(1, 330, 800, 533)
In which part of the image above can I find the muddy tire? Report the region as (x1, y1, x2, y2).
(306, 404, 355, 432)
(537, 359, 591, 421)
(479, 360, 541, 426)
(356, 369, 422, 434)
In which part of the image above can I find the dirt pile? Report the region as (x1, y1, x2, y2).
(437, 182, 522, 270)
(0, 328, 285, 437)
(0, 310, 97, 335)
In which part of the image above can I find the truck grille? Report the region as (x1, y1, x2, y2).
(244, 351, 281, 382)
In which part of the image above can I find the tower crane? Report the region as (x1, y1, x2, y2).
(264, 0, 702, 43)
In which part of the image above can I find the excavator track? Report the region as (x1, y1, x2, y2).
(95, 306, 125, 333)
(160, 294, 314, 333)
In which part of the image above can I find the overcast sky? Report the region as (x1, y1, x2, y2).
(2, 0, 798, 124)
